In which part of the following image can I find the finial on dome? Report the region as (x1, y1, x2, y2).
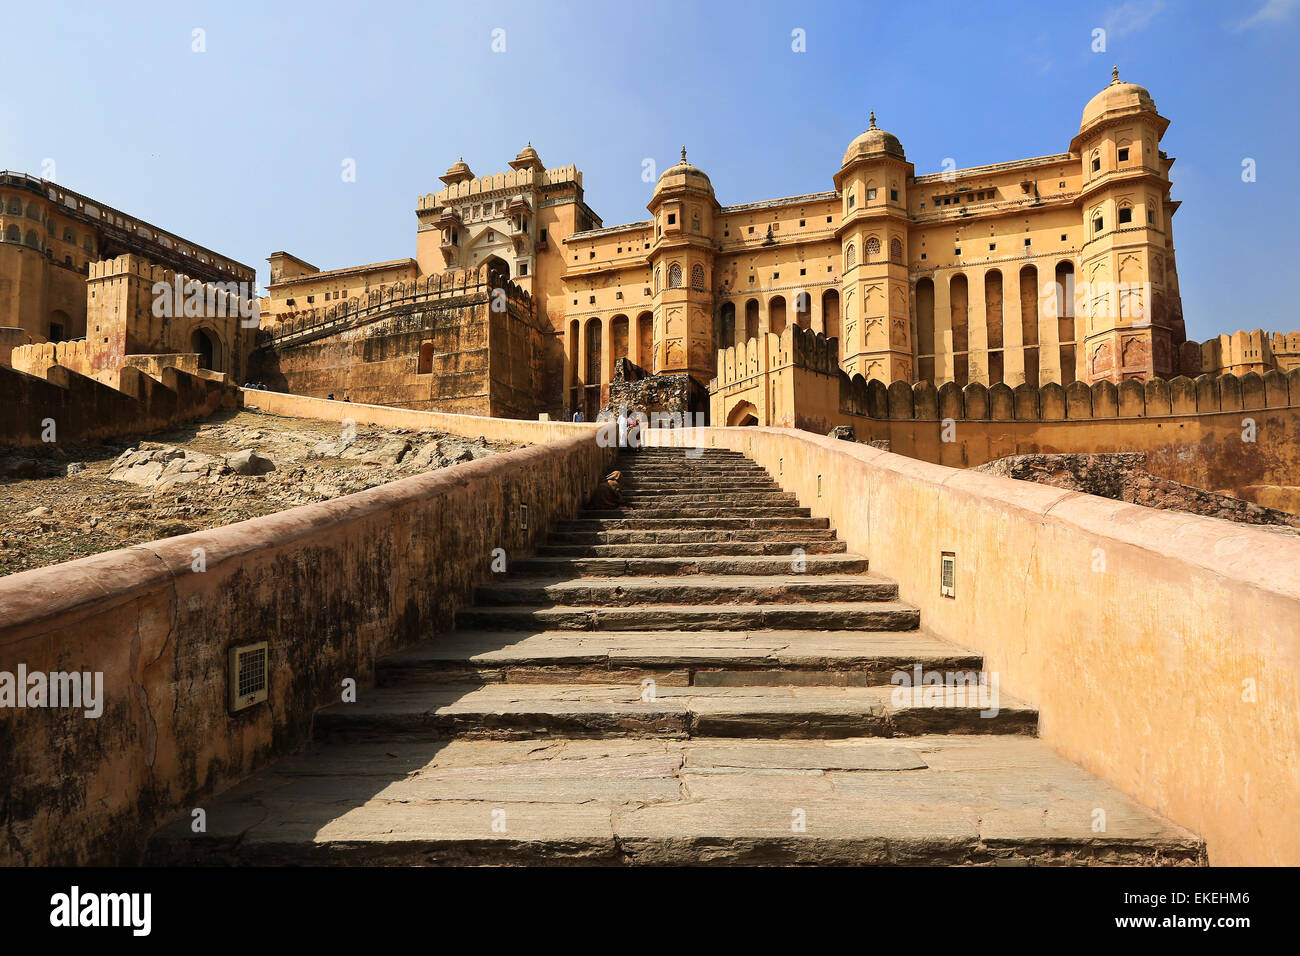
(869, 110, 877, 129)
(681, 145, 687, 163)
(1111, 65, 1120, 84)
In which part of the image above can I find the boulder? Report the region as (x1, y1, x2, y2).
(226, 450, 276, 476)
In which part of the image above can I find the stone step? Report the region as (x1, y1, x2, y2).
(455, 601, 921, 632)
(619, 492, 797, 505)
(147, 736, 1203, 866)
(307, 683, 1037, 743)
(509, 554, 869, 577)
(558, 516, 831, 531)
(538, 541, 848, 558)
(578, 506, 813, 520)
(621, 479, 779, 488)
(545, 528, 841, 545)
(612, 464, 771, 474)
(473, 574, 897, 607)
(375, 629, 982, 687)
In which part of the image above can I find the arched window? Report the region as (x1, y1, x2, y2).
(865, 236, 881, 260)
(890, 237, 903, 263)
(845, 244, 856, 269)
(25, 203, 40, 221)
(668, 263, 683, 289)
(4, 225, 19, 242)
(653, 266, 660, 293)
(63, 227, 75, 243)
(1118, 201, 1134, 225)
(691, 263, 705, 290)
(1090, 150, 1101, 174)
(417, 341, 434, 374)
(4, 197, 20, 215)
(24, 230, 39, 248)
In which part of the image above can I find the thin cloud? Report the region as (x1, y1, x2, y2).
(1103, 0, 1167, 39)
(1234, 0, 1300, 31)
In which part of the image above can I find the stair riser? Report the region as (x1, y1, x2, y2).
(455, 607, 921, 631)
(560, 518, 830, 531)
(538, 542, 848, 557)
(619, 494, 797, 505)
(148, 836, 1203, 868)
(473, 581, 897, 606)
(376, 656, 984, 689)
(311, 706, 1035, 744)
(545, 529, 839, 544)
(508, 557, 870, 576)
(581, 508, 814, 519)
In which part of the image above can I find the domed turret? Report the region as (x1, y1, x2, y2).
(1080, 66, 1157, 134)
(439, 157, 474, 187)
(508, 142, 544, 173)
(652, 146, 715, 200)
(841, 112, 905, 167)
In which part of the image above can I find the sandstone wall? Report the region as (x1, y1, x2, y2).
(647, 424, 1300, 866)
(0, 363, 234, 448)
(0, 431, 615, 865)
(241, 387, 597, 445)
(712, 327, 1300, 494)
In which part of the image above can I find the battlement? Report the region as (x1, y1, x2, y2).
(263, 262, 535, 350)
(418, 164, 582, 210)
(712, 325, 1300, 427)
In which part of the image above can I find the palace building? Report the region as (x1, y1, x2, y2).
(13, 68, 1282, 423)
(260, 67, 1270, 422)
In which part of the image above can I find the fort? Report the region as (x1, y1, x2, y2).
(1, 69, 1298, 870)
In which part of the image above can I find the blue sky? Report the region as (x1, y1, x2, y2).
(3, 0, 1298, 340)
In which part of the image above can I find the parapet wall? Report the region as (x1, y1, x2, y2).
(645, 424, 1300, 866)
(241, 387, 598, 445)
(712, 326, 1300, 492)
(0, 431, 615, 865)
(0, 362, 235, 448)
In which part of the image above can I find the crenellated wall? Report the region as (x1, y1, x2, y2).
(711, 326, 1300, 495)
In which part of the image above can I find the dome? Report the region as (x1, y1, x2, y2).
(652, 147, 714, 199)
(841, 112, 905, 166)
(439, 157, 474, 186)
(509, 142, 543, 172)
(1080, 67, 1157, 133)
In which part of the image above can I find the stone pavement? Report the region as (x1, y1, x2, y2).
(149, 447, 1203, 865)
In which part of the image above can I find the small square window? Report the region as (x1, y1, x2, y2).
(589, 251, 596, 259)
(799, 268, 806, 276)
(615, 290, 622, 299)
(1024, 238, 1031, 246)
(799, 219, 806, 227)
(1091, 158, 1101, 172)
(539, 229, 547, 242)
(667, 213, 676, 225)
(890, 189, 898, 201)
(954, 248, 961, 256)
(866, 188, 877, 201)
(519, 263, 529, 276)
(1059, 181, 1065, 188)
(748, 226, 755, 234)
(920, 253, 927, 261)
(826, 216, 833, 223)
(589, 295, 596, 304)
(772, 272, 779, 280)
(920, 202, 926, 210)
(848, 195, 856, 208)
(988, 243, 996, 251)
(1093, 217, 1104, 232)
(724, 230, 729, 237)
(1119, 207, 1133, 224)
(1118, 148, 1130, 162)
(1147, 210, 1155, 224)
(1060, 233, 1067, 241)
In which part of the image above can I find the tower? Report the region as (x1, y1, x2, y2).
(833, 112, 915, 383)
(1071, 66, 1184, 383)
(646, 148, 719, 384)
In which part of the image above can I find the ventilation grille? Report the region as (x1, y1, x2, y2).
(940, 553, 956, 598)
(228, 642, 269, 713)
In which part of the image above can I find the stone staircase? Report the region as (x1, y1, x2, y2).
(150, 447, 1203, 865)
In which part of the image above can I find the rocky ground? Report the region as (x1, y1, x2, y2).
(0, 410, 521, 576)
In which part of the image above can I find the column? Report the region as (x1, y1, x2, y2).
(933, 271, 953, 384)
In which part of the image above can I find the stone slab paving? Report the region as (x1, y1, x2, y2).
(147, 447, 1206, 866)
(148, 735, 1203, 865)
